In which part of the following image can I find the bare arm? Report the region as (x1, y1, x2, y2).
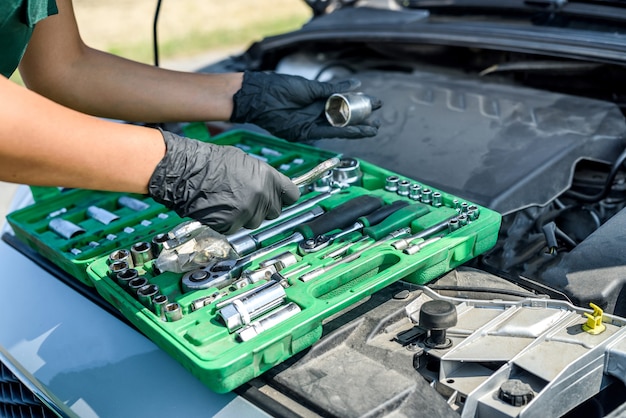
(18, 0, 243, 123)
(0, 76, 164, 193)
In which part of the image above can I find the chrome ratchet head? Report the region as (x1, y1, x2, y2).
(297, 235, 332, 255)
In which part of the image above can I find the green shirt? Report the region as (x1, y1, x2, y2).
(0, 0, 58, 78)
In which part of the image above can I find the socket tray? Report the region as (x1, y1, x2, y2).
(81, 134, 502, 394)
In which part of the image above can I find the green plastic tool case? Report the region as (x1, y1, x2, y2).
(7, 129, 501, 394)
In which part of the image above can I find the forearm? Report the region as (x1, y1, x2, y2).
(0, 76, 164, 193)
(25, 48, 243, 123)
(19, 0, 242, 123)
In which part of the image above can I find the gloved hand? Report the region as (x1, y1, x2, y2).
(148, 130, 300, 234)
(230, 71, 382, 142)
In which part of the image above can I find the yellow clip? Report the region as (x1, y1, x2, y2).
(582, 303, 606, 335)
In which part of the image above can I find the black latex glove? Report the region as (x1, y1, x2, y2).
(148, 130, 300, 234)
(230, 71, 382, 142)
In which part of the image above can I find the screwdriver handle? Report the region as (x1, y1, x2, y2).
(297, 195, 383, 239)
(358, 200, 409, 228)
(363, 204, 430, 240)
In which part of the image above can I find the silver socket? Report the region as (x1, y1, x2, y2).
(151, 233, 169, 256)
(48, 218, 86, 240)
(409, 184, 422, 201)
(332, 158, 362, 187)
(218, 282, 287, 332)
(128, 276, 149, 295)
(325, 92, 373, 127)
(153, 294, 169, 318)
(397, 180, 411, 196)
(108, 260, 129, 279)
(131, 241, 153, 267)
(448, 218, 460, 232)
(458, 214, 469, 226)
(237, 302, 302, 342)
(116, 268, 138, 288)
(164, 303, 183, 322)
(432, 192, 442, 207)
(137, 284, 160, 309)
(86, 206, 119, 225)
(421, 188, 432, 204)
(108, 249, 133, 267)
(385, 176, 399, 192)
(313, 170, 334, 193)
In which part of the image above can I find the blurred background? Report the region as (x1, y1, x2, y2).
(1, 0, 312, 222)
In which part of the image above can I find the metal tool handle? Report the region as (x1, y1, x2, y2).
(291, 157, 341, 187)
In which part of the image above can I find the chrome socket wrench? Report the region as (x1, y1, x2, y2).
(237, 302, 301, 342)
(218, 282, 287, 332)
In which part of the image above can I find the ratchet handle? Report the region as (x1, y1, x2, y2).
(358, 200, 409, 228)
(297, 195, 383, 239)
(363, 204, 430, 240)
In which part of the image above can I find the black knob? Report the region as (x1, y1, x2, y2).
(419, 300, 457, 349)
(498, 379, 535, 407)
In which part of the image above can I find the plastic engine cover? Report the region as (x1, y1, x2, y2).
(313, 70, 626, 215)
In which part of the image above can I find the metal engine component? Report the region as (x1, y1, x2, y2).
(218, 282, 287, 332)
(324, 92, 373, 127)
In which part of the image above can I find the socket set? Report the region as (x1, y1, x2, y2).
(6, 129, 339, 286)
(84, 158, 501, 394)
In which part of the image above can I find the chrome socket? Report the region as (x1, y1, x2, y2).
(313, 170, 334, 193)
(448, 218, 460, 232)
(385, 176, 399, 192)
(116, 268, 139, 288)
(325, 92, 373, 127)
(332, 158, 362, 187)
(137, 284, 160, 309)
(432, 192, 442, 207)
(397, 179, 411, 197)
(421, 188, 432, 205)
(48, 218, 86, 240)
(237, 302, 301, 342)
(151, 233, 169, 256)
(153, 294, 169, 318)
(218, 282, 287, 332)
(108, 260, 130, 279)
(86, 206, 119, 225)
(409, 184, 422, 201)
(128, 276, 149, 295)
(108, 249, 133, 267)
(164, 303, 183, 322)
(131, 241, 153, 267)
